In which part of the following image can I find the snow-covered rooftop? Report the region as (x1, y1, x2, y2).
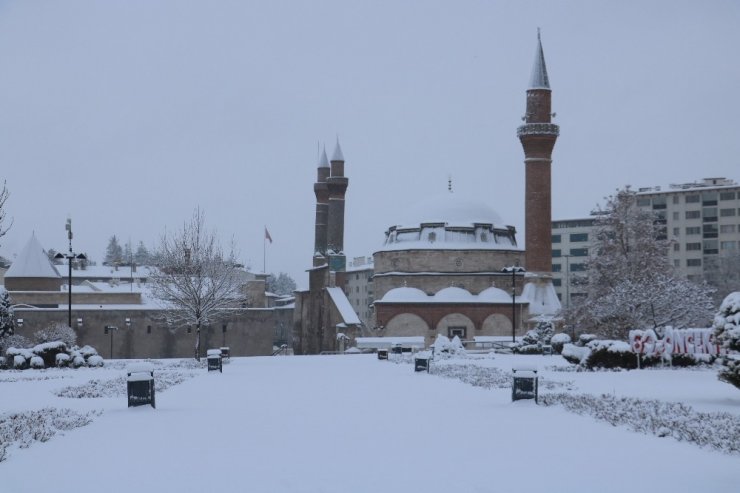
(326, 287, 361, 325)
(5, 233, 61, 279)
(378, 286, 521, 304)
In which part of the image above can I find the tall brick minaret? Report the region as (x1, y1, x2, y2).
(518, 29, 559, 274)
(326, 139, 348, 272)
(313, 147, 330, 267)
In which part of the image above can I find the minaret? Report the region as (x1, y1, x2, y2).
(518, 29, 559, 274)
(313, 147, 330, 267)
(326, 138, 348, 271)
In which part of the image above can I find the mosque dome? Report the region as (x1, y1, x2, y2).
(400, 193, 505, 228)
(380, 287, 429, 302)
(378, 193, 520, 252)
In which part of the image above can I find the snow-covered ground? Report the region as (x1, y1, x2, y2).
(2, 354, 739, 492)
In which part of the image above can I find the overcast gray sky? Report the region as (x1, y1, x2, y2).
(1, 0, 739, 288)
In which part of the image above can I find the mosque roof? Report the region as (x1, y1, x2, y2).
(5, 233, 61, 279)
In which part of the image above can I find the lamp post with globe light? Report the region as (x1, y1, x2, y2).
(501, 264, 526, 343)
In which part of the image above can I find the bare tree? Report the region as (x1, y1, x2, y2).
(0, 181, 12, 243)
(566, 187, 715, 338)
(149, 209, 248, 360)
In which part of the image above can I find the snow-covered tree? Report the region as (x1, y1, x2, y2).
(104, 235, 124, 266)
(0, 180, 11, 242)
(714, 292, 740, 390)
(565, 187, 715, 339)
(266, 272, 297, 296)
(149, 209, 248, 360)
(704, 253, 740, 304)
(134, 241, 151, 265)
(0, 288, 14, 338)
(122, 241, 133, 266)
(34, 322, 77, 347)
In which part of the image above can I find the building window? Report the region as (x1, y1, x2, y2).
(686, 243, 701, 251)
(702, 192, 718, 206)
(147, 325, 151, 334)
(672, 196, 679, 204)
(703, 224, 718, 238)
(552, 234, 561, 243)
(552, 263, 561, 272)
(552, 249, 561, 258)
(686, 226, 701, 235)
(685, 210, 700, 219)
(673, 259, 680, 267)
(570, 248, 588, 257)
(685, 195, 700, 203)
(720, 208, 736, 217)
(703, 239, 719, 254)
(687, 259, 702, 267)
(570, 233, 588, 242)
(673, 212, 679, 220)
(652, 197, 666, 209)
(637, 198, 651, 207)
(673, 243, 680, 251)
(721, 241, 737, 251)
(702, 207, 718, 222)
(720, 224, 736, 234)
(448, 326, 466, 340)
(553, 278, 562, 287)
(720, 191, 736, 201)
(672, 227, 680, 236)
(570, 263, 586, 272)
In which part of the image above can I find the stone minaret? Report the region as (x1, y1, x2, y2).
(518, 30, 559, 274)
(313, 147, 330, 267)
(326, 139, 348, 272)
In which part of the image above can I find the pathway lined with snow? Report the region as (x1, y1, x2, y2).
(3, 355, 740, 492)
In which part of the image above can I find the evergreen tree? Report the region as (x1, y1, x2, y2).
(104, 235, 124, 265)
(123, 241, 133, 266)
(266, 272, 297, 296)
(714, 292, 740, 390)
(134, 241, 150, 265)
(0, 288, 14, 338)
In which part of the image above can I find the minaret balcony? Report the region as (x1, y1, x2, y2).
(517, 123, 560, 138)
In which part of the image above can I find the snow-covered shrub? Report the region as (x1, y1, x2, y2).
(78, 345, 99, 358)
(33, 323, 77, 347)
(0, 356, 6, 369)
(55, 353, 71, 368)
(32, 341, 68, 368)
(13, 354, 28, 369)
(71, 355, 86, 368)
(513, 344, 543, 354)
(29, 356, 44, 369)
(561, 343, 589, 365)
(87, 355, 104, 367)
(582, 340, 636, 370)
(431, 335, 466, 358)
(714, 292, 740, 389)
(550, 333, 572, 354)
(523, 319, 554, 346)
(0, 334, 31, 355)
(577, 334, 597, 346)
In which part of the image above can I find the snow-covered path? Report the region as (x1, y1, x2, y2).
(3, 355, 740, 492)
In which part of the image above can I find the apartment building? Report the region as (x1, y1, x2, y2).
(342, 256, 374, 328)
(551, 178, 740, 305)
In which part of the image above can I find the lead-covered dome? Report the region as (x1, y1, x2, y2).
(378, 193, 520, 252)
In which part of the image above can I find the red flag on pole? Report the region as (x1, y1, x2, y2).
(265, 227, 273, 243)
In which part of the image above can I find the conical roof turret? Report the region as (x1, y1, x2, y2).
(529, 29, 550, 90)
(5, 233, 61, 278)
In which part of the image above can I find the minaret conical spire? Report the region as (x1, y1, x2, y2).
(529, 28, 550, 90)
(318, 145, 329, 168)
(331, 137, 344, 162)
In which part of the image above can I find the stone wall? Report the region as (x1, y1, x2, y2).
(12, 307, 284, 359)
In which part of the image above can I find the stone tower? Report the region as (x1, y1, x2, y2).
(313, 147, 330, 267)
(517, 29, 559, 274)
(326, 139, 348, 272)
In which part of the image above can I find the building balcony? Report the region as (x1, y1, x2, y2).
(517, 123, 560, 138)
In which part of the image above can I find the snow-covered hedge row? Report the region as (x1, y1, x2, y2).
(3, 342, 103, 370)
(428, 361, 570, 391)
(540, 393, 740, 455)
(714, 292, 740, 389)
(0, 408, 101, 462)
(54, 371, 195, 398)
(561, 339, 712, 370)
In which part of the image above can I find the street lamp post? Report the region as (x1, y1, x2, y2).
(502, 264, 526, 343)
(54, 218, 86, 329)
(105, 325, 118, 359)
